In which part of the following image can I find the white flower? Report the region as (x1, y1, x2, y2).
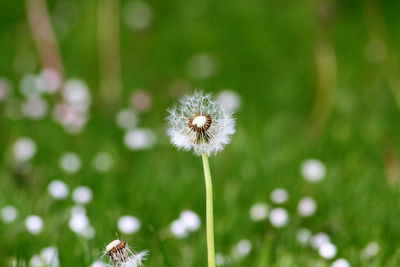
(118, 216, 141, 234)
(25, 215, 43, 235)
(167, 91, 235, 156)
(105, 239, 147, 267)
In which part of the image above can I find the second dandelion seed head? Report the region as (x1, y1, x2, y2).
(167, 91, 235, 156)
(106, 239, 147, 267)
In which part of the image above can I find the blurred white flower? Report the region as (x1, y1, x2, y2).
(361, 242, 380, 260)
(40, 246, 60, 267)
(311, 232, 330, 249)
(48, 180, 69, 199)
(270, 188, 289, 204)
(40, 69, 61, 93)
(69, 213, 89, 234)
(167, 91, 235, 156)
(70, 205, 86, 216)
(59, 152, 81, 174)
(170, 219, 188, 238)
(0, 78, 11, 101)
(123, 1, 152, 31)
(297, 197, 317, 217)
(319, 242, 337, 259)
(29, 255, 43, 267)
(187, 53, 217, 79)
(13, 137, 36, 162)
(105, 239, 147, 267)
(92, 152, 113, 172)
(180, 210, 201, 231)
(1, 205, 18, 223)
(124, 128, 156, 150)
(216, 90, 241, 113)
(332, 258, 351, 267)
(216, 253, 227, 266)
(25, 215, 43, 235)
(249, 202, 269, 221)
(116, 109, 139, 129)
(130, 89, 152, 111)
(232, 239, 252, 259)
(22, 97, 48, 119)
(118, 216, 141, 234)
(62, 79, 91, 111)
(301, 159, 326, 182)
(296, 228, 311, 245)
(72, 186, 93, 205)
(20, 74, 42, 97)
(269, 208, 289, 228)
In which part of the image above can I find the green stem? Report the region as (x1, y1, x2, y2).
(201, 153, 216, 267)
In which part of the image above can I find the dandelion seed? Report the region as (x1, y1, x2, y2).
(48, 180, 69, 200)
(105, 239, 147, 267)
(249, 202, 269, 221)
(332, 258, 351, 267)
(1, 205, 18, 223)
(297, 197, 317, 217)
(25, 215, 43, 235)
(269, 208, 289, 228)
(167, 91, 235, 156)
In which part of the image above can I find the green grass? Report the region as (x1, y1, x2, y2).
(1, 0, 400, 266)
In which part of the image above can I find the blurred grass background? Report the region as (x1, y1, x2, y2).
(1, 0, 400, 266)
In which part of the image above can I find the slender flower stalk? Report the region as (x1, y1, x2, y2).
(167, 91, 235, 267)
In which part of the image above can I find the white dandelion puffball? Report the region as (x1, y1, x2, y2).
(123, 1, 152, 31)
(30, 255, 43, 267)
(296, 228, 311, 245)
(92, 152, 113, 172)
(59, 152, 81, 174)
(69, 213, 89, 234)
(216, 90, 241, 113)
(13, 137, 36, 162)
(361, 242, 380, 259)
(216, 253, 226, 266)
(40, 246, 60, 267)
(167, 91, 235, 156)
(170, 219, 188, 238)
(22, 96, 48, 119)
(118, 216, 141, 234)
(48, 180, 69, 199)
(332, 258, 351, 267)
(319, 242, 337, 259)
(106, 239, 147, 267)
(124, 128, 156, 150)
(297, 197, 317, 217)
(25, 215, 43, 235)
(233, 239, 252, 258)
(311, 232, 330, 249)
(249, 202, 269, 221)
(116, 108, 139, 129)
(269, 207, 289, 228)
(62, 79, 91, 111)
(72, 186, 93, 205)
(1, 205, 18, 223)
(301, 159, 326, 182)
(270, 188, 289, 204)
(180, 210, 201, 231)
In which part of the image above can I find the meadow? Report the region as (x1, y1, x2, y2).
(1, 0, 400, 266)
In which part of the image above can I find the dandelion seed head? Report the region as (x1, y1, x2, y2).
(249, 202, 269, 221)
(269, 207, 289, 228)
(270, 188, 289, 204)
(106, 239, 147, 267)
(59, 152, 81, 174)
(296, 228, 311, 245)
(72, 186, 93, 205)
(118, 216, 141, 234)
(301, 159, 326, 182)
(91, 261, 108, 267)
(1, 205, 18, 223)
(48, 180, 69, 200)
(319, 242, 337, 259)
(167, 91, 235, 156)
(13, 137, 36, 162)
(40, 246, 60, 267)
(25, 215, 43, 235)
(297, 197, 317, 217)
(180, 210, 201, 231)
(311, 232, 331, 249)
(361, 242, 380, 259)
(22, 96, 48, 119)
(232, 239, 252, 258)
(332, 258, 351, 267)
(124, 128, 156, 150)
